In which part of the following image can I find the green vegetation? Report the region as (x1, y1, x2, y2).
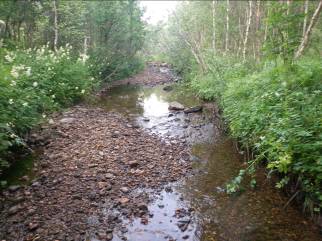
(150, 1, 322, 211)
(0, 1, 145, 177)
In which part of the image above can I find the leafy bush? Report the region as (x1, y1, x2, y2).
(222, 58, 322, 209)
(0, 45, 97, 174)
(186, 56, 322, 210)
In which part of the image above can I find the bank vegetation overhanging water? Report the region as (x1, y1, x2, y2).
(145, 0, 322, 217)
(0, 0, 321, 224)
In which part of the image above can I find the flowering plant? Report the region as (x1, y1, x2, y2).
(0, 45, 98, 174)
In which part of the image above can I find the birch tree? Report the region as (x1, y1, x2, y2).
(225, 0, 230, 54)
(295, 0, 322, 58)
(53, 0, 58, 51)
(243, 1, 252, 62)
(212, 0, 216, 53)
(302, 0, 309, 38)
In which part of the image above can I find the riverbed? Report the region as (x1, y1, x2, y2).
(1, 68, 320, 241)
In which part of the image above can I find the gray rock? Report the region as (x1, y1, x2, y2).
(184, 106, 203, 114)
(8, 205, 22, 215)
(59, 118, 75, 124)
(8, 185, 20, 192)
(168, 102, 184, 111)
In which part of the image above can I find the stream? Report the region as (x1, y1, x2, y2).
(96, 84, 321, 241)
(1, 83, 320, 241)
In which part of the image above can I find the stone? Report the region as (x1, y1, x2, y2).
(184, 106, 203, 114)
(8, 205, 22, 215)
(59, 118, 75, 124)
(119, 197, 130, 204)
(120, 187, 129, 193)
(28, 222, 39, 231)
(138, 203, 148, 211)
(163, 85, 173, 92)
(8, 185, 20, 192)
(168, 102, 184, 111)
(128, 161, 139, 168)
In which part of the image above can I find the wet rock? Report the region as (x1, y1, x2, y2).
(182, 235, 190, 239)
(138, 202, 148, 211)
(106, 233, 113, 240)
(8, 185, 20, 192)
(184, 106, 203, 114)
(163, 85, 173, 92)
(168, 102, 184, 111)
(142, 117, 150, 122)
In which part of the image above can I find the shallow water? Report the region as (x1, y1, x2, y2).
(2, 83, 321, 240)
(98, 84, 321, 241)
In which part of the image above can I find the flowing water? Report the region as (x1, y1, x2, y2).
(3, 84, 321, 240)
(98, 84, 321, 241)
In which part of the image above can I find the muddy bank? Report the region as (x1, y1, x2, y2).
(0, 107, 190, 241)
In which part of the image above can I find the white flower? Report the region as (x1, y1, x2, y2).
(22, 102, 28, 107)
(33, 82, 38, 87)
(78, 53, 89, 63)
(42, 114, 46, 118)
(75, 86, 79, 90)
(90, 77, 94, 81)
(51, 94, 55, 99)
(81, 89, 85, 94)
(9, 99, 14, 104)
(5, 54, 14, 63)
(10, 133, 17, 138)
(10, 68, 19, 78)
(25, 67, 31, 77)
(10, 80, 16, 86)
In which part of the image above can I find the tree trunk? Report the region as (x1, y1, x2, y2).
(53, 0, 58, 51)
(212, 0, 216, 54)
(225, 0, 229, 54)
(243, 1, 253, 62)
(295, 0, 322, 59)
(302, 0, 309, 38)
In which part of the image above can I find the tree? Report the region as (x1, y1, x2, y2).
(295, 0, 322, 58)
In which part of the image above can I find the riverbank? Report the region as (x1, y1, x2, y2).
(1, 65, 321, 241)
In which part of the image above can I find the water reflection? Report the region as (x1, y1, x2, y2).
(97, 84, 321, 241)
(142, 93, 169, 117)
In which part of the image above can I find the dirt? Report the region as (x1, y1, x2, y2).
(0, 65, 189, 241)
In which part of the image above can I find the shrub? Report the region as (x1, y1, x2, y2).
(0, 45, 98, 174)
(222, 58, 322, 210)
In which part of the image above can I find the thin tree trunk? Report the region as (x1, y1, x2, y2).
(243, 1, 253, 62)
(302, 0, 309, 38)
(212, 0, 216, 54)
(225, 0, 230, 54)
(295, 0, 322, 59)
(53, 0, 58, 51)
